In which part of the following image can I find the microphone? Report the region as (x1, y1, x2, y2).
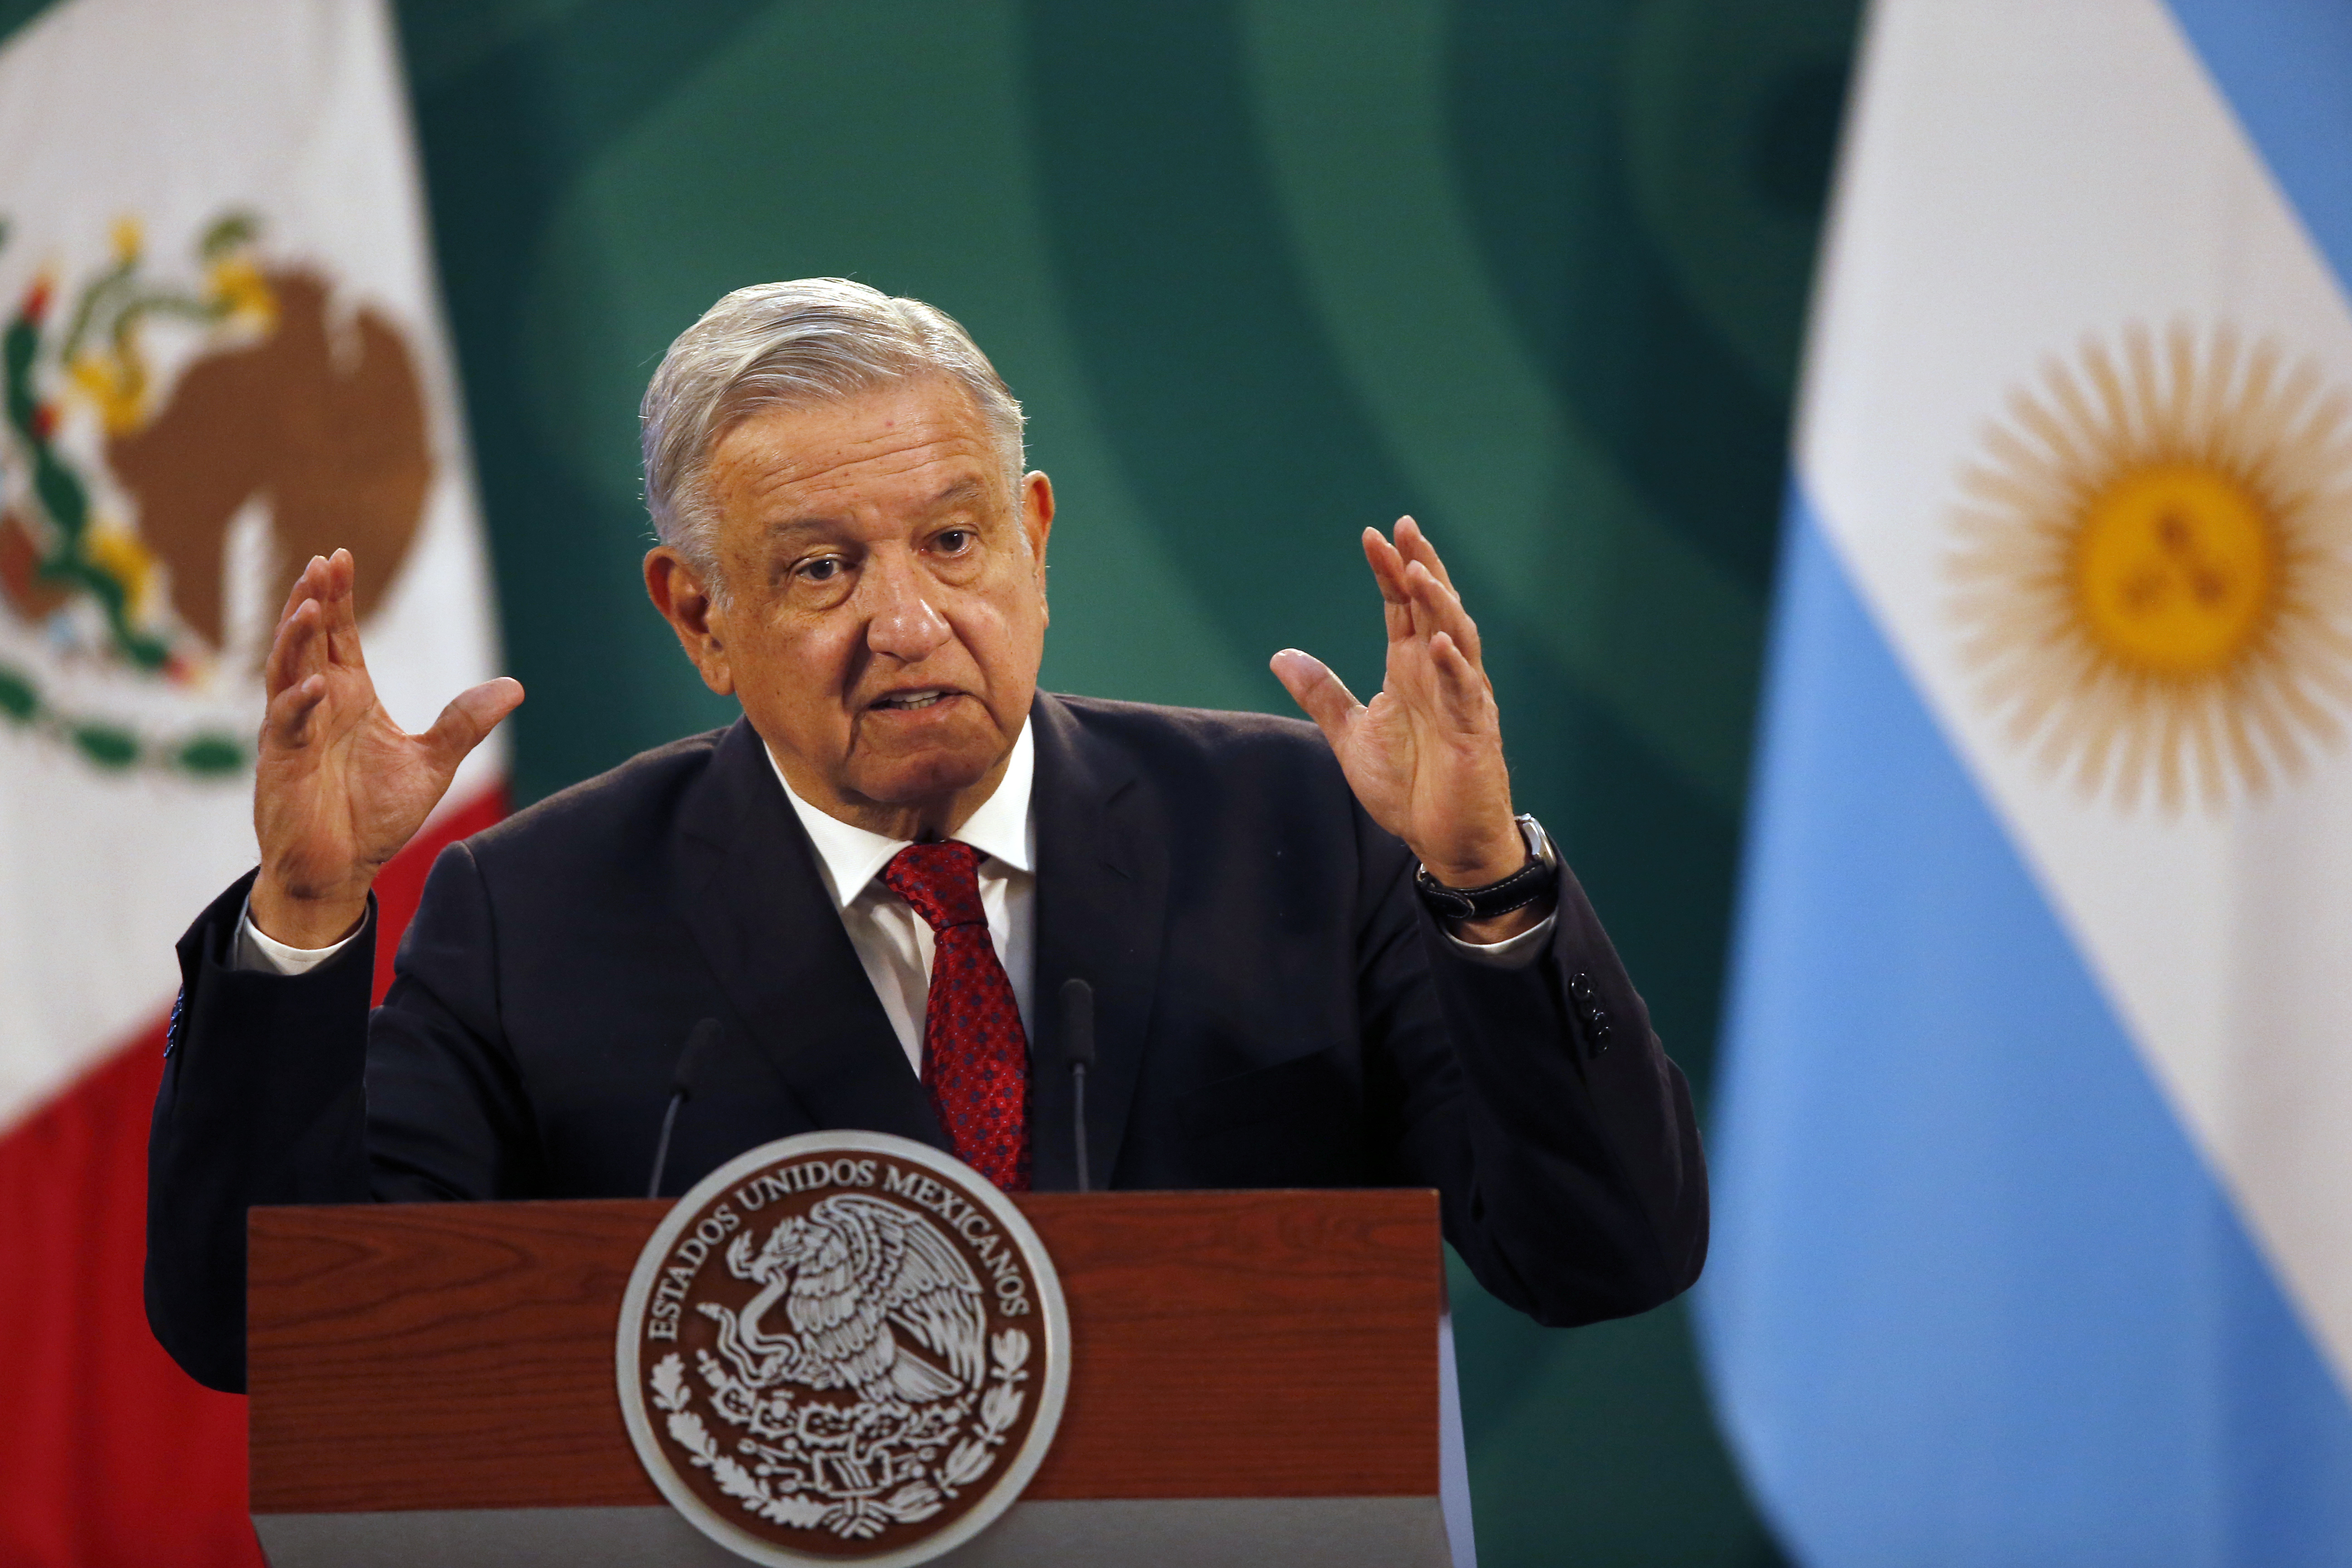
(1060, 978, 1097, 1193)
(647, 1018, 723, 1200)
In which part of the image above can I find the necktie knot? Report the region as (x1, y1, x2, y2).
(882, 841, 987, 932)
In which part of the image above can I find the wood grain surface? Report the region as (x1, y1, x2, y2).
(247, 1190, 1441, 1514)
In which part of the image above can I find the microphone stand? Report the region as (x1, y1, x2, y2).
(1059, 978, 1097, 1193)
(647, 1018, 723, 1200)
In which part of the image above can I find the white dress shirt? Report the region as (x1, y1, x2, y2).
(235, 721, 1555, 1063)
(769, 723, 1036, 1075)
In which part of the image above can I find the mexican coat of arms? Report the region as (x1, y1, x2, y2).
(617, 1131, 1069, 1567)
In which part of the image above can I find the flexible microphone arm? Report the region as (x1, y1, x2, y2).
(1060, 978, 1097, 1193)
(647, 1018, 724, 1200)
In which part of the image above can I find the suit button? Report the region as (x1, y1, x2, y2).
(1592, 1023, 1614, 1051)
(1569, 971, 1597, 1001)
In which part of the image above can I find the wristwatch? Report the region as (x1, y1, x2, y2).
(1413, 814, 1558, 922)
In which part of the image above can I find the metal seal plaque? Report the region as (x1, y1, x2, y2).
(617, 1132, 1071, 1566)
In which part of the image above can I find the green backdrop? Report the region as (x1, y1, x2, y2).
(394, 1, 1859, 1562)
(0, 0, 1865, 1558)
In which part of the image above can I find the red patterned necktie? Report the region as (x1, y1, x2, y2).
(881, 841, 1031, 1191)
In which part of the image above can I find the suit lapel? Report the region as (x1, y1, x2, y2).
(1027, 694, 1167, 1191)
(671, 720, 949, 1153)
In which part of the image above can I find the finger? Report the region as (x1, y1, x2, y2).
(263, 597, 324, 701)
(1269, 649, 1363, 747)
(1428, 632, 1494, 732)
(1405, 557, 1482, 666)
(1362, 527, 1412, 603)
(1361, 527, 1416, 643)
(273, 554, 326, 640)
(417, 676, 526, 777)
(264, 671, 328, 747)
(322, 548, 365, 670)
(1392, 516, 1459, 597)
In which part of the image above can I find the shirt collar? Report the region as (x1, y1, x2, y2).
(766, 719, 1036, 911)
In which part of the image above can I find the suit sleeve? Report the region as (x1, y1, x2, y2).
(144, 842, 542, 1392)
(145, 871, 377, 1392)
(1359, 819, 1709, 1326)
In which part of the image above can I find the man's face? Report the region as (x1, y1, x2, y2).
(652, 378, 1052, 834)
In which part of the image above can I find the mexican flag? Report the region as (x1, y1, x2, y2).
(0, 0, 505, 1560)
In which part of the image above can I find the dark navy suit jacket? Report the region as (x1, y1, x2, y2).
(146, 693, 1707, 1392)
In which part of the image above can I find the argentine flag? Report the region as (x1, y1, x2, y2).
(1702, 1, 2352, 1563)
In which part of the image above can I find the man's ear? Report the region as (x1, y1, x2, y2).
(1021, 471, 1055, 619)
(644, 547, 736, 697)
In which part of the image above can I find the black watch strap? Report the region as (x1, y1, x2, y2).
(1414, 815, 1558, 921)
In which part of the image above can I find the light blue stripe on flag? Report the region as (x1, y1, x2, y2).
(2162, 0, 2352, 294)
(1698, 490, 2352, 1566)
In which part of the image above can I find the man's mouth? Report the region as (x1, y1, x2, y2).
(870, 688, 957, 711)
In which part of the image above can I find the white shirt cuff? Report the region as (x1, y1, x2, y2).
(235, 895, 365, 975)
(1441, 910, 1555, 969)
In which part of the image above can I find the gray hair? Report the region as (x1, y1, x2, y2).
(639, 278, 1026, 588)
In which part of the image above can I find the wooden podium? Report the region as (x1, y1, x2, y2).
(246, 1190, 1456, 1567)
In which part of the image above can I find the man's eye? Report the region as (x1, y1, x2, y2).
(798, 558, 842, 583)
(936, 529, 974, 554)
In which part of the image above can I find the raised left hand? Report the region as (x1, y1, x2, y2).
(1273, 518, 1536, 928)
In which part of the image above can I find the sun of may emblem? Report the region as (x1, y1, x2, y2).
(1948, 323, 2352, 811)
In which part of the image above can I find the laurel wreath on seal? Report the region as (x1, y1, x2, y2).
(650, 1327, 1031, 1541)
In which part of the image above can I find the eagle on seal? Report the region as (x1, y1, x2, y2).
(718, 1192, 988, 1407)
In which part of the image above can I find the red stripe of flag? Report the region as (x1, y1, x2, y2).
(0, 784, 505, 1567)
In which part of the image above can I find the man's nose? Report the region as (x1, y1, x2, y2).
(862, 549, 952, 662)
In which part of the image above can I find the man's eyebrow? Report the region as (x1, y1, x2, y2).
(760, 515, 841, 545)
(759, 479, 990, 543)
(925, 477, 988, 511)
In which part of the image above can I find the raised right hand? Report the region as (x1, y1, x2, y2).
(249, 549, 523, 948)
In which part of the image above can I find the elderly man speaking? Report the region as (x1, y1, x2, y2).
(145, 279, 1706, 1393)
